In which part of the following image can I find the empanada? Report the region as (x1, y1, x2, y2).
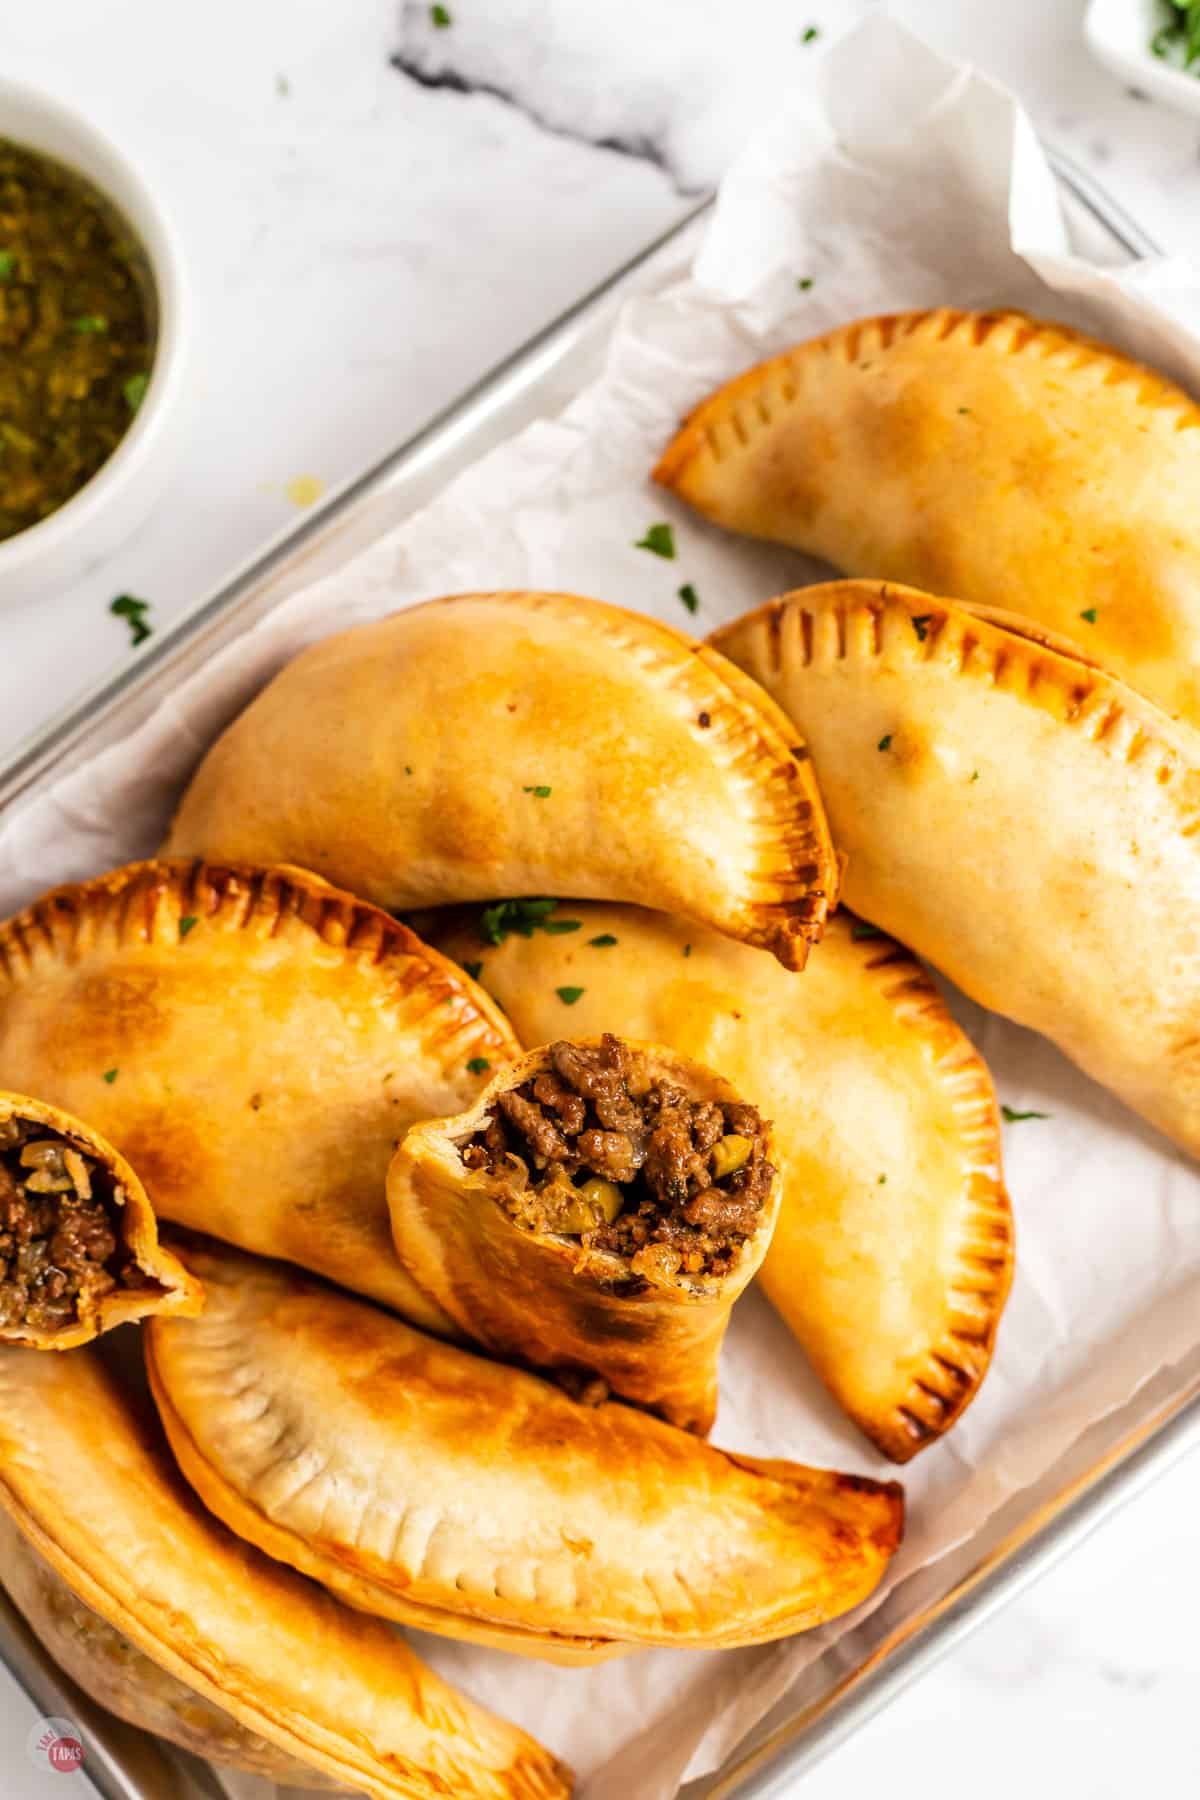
(147, 1239, 904, 1652)
(0, 1509, 339, 1786)
(713, 580, 1200, 1157)
(655, 309, 1200, 724)
(431, 905, 1012, 1461)
(0, 1343, 571, 1800)
(0, 860, 519, 1333)
(389, 1033, 782, 1434)
(163, 591, 838, 970)
(0, 1091, 201, 1348)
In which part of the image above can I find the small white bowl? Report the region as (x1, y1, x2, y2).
(0, 78, 189, 602)
(1086, 0, 1200, 119)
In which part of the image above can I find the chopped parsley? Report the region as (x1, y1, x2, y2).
(802, 24, 820, 42)
(102, 1068, 118, 1084)
(878, 1174, 887, 1184)
(71, 313, 109, 334)
(431, 1, 452, 23)
(589, 933, 618, 947)
(478, 897, 560, 945)
(110, 593, 153, 647)
(123, 371, 150, 413)
(523, 784, 552, 798)
(556, 986, 585, 1006)
(404, 765, 414, 775)
(466, 1056, 490, 1075)
(0, 250, 15, 280)
(678, 582, 700, 614)
(462, 959, 483, 980)
(851, 920, 882, 941)
(797, 276, 814, 291)
(542, 918, 582, 935)
(958, 406, 972, 415)
(178, 915, 199, 939)
(911, 614, 932, 642)
(683, 943, 692, 957)
(1001, 1105, 1050, 1123)
(1152, 1, 1200, 64)
(1080, 607, 1098, 624)
(634, 521, 676, 559)
(877, 733, 892, 752)
(970, 770, 980, 782)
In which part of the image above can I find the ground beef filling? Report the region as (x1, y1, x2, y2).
(462, 1035, 774, 1280)
(0, 1118, 135, 1332)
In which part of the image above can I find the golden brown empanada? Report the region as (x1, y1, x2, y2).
(163, 591, 838, 970)
(713, 579, 1200, 1158)
(0, 1509, 341, 1786)
(389, 1034, 782, 1434)
(655, 309, 1200, 724)
(147, 1239, 904, 1652)
(431, 905, 1012, 1461)
(0, 860, 519, 1334)
(0, 1091, 202, 1348)
(0, 1343, 572, 1800)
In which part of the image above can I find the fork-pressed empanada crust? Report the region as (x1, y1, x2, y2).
(713, 580, 1200, 1158)
(431, 907, 1011, 1461)
(163, 591, 838, 970)
(389, 1039, 783, 1435)
(0, 1510, 340, 1786)
(0, 861, 521, 1335)
(655, 309, 1200, 724)
(0, 1091, 202, 1348)
(0, 1345, 572, 1800)
(147, 1240, 904, 1651)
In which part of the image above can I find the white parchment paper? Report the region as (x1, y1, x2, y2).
(4, 17, 1200, 1799)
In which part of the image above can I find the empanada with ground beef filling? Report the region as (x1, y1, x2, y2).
(147, 1239, 904, 1653)
(0, 1509, 341, 1786)
(162, 591, 838, 971)
(0, 860, 520, 1334)
(654, 308, 1200, 725)
(389, 1034, 782, 1435)
(431, 906, 1012, 1462)
(0, 1343, 571, 1800)
(0, 1092, 202, 1348)
(712, 580, 1200, 1159)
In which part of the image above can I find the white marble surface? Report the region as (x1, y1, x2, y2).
(0, 0, 1198, 1794)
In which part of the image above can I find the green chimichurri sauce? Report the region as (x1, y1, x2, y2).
(0, 137, 156, 543)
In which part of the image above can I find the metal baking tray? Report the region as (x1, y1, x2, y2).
(1, 147, 1196, 1800)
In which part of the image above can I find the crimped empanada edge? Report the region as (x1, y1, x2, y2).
(420, 590, 839, 970)
(717, 580, 1200, 821)
(844, 927, 1013, 1462)
(0, 857, 520, 1070)
(0, 1484, 423, 1800)
(653, 306, 1200, 499)
(144, 1328, 622, 1666)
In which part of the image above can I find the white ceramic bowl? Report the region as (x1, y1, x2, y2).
(0, 78, 189, 602)
(1086, 0, 1200, 119)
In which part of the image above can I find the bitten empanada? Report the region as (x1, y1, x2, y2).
(163, 591, 838, 970)
(389, 1033, 782, 1434)
(0, 1092, 202, 1348)
(0, 1509, 340, 1786)
(432, 905, 1012, 1461)
(147, 1239, 904, 1653)
(0, 860, 519, 1332)
(713, 580, 1200, 1158)
(655, 309, 1200, 724)
(0, 1343, 571, 1800)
